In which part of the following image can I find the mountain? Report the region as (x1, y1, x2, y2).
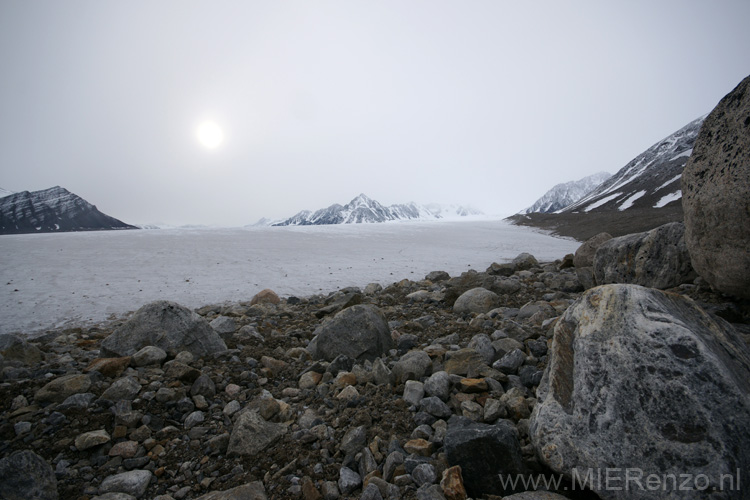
(520, 171, 612, 214)
(560, 115, 706, 214)
(0, 186, 137, 235)
(0, 187, 14, 198)
(272, 194, 482, 226)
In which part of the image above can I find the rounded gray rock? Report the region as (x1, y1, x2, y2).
(100, 301, 227, 358)
(307, 305, 393, 362)
(453, 287, 499, 315)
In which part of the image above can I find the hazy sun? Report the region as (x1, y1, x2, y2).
(196, 121, 224, 149)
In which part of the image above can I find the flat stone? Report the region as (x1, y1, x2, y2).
(98, 470, 152, 499)
(75, 429, 111, 451)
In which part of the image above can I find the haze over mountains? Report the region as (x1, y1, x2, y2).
(268, 193, 482, 226)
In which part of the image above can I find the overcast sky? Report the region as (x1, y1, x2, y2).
(1, 1, 749, 226)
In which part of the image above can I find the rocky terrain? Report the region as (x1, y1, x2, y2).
(1, 74, 748, 500)
(0, 186, 136, 235)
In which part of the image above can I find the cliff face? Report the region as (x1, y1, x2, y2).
(0, 186, 136, 235)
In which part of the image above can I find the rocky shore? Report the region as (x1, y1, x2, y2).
(2, 71, 749, 500)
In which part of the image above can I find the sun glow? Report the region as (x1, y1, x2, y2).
(196, 121, 224, 149)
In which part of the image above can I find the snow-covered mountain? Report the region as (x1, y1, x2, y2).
(271, 194, 482, 226)
(520, 171, 612, 214)
(0, 187, 14, 198)
(561, 115, 706, 214)
(0, 186, 137, 235)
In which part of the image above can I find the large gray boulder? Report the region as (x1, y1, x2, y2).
(100, 301, 226, 358)
(593, 222, 695, 289)
(0, 450, 58, 500)
(530, 284, 750, 500)
(682, 74, 750, 299)
(307, 304, 393, 362)
(573, 232, 612, 289)
(444, 416, 526, 497)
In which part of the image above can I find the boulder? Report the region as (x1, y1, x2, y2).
(593, 222, 696, 289)
(682, 74, 750, 299)
(209, 316, 237, 336)
(307, 305, 393, 362)
(511, 252, 539, 271)
(250, 289, 281, 305)
(444, 416, 526, 497)
(100, 376, 141, 401)
(0, 334, 43, 365)
(227, 410, 287, 457)
(573, 232, 612, 289)
(530, 284, 750, 500)
(131, 346, 167, 367)
(100, 301, 226, 358)
(443, 270, 497, 306)
(453, 287, 499, 315)
(195, 482, 267, 500)
(0, 450, 58, 500)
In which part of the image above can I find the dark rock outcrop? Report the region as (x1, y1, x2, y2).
(573, 232, 612, 289)
(444, 416, 526, 497)
(530, 284, 750, 500)
(682, 74, 750, 299)
(0, 186, 136, 235)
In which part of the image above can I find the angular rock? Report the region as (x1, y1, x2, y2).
(98, 470, 152, 499)
(530, 284, 750, 500)
(593, 222, 696, 289)
(682, 74, 750, 299)
(338, 466, 361, 496)
(413, 463, 437, 486)
(35, 374, 92, 404)
(425, 271, 450, 282)
(512, 252, 539, 271)
(444, 348, 486, 376)
(424, 371, 452, 401)
(75, 429, 111, 451)
(0, 334, 43, 365)
(444, 416, 526, 497)
(371, 357, 394, 385)
(209, 315, 237, 336)
(453, 287, 499, 315)
(227, 410, 287, 457)
(403, 380, 425, 406)
(440, 465, 466, 500)
(419, 396, 452, 419)
(194, 481, 267, 500)
(392, 350, 432, 383)
(85, 357, 132, 378)
(307, 305, 393, 362)
(0, 450, 58, 500)
(467, 334, 495, 365)
(492, 349, 526, 375)
(130, 345, 167, 367)
(100, 301, 226, 358)
(101, 376, 141, 401)
(190, 374, 216, 398)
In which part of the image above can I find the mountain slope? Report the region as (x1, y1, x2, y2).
(561, 115, 705, 214)
(520, 171, 612, 214)
(0, 187, 14, 198)
(0, 186, 137, 235)
(272, 194, 481, 226)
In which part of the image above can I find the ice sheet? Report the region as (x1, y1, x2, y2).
(0, 219, 579, 336)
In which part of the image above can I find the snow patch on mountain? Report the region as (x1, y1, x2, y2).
(561, 115, 706, 214)
(272, 194, 482, 226)
(654, 191, 682, 208)
(520, 172, 611, 214)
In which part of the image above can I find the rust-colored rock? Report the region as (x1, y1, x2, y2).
(85, 356, 131, 378)
(250, 289, 281, 305)
(441, 465, 467, 500)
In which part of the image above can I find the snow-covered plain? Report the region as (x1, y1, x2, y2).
(0, 220, 579, 336)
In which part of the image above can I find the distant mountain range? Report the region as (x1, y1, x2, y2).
(520, 172, 612, 214)
(0, 186, 136, 235)
(509, 114, 706, 240)
(561, 115, 705, 214)
(266, 193, 482, 226)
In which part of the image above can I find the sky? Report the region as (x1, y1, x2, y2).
(1, 1, 749, 227)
